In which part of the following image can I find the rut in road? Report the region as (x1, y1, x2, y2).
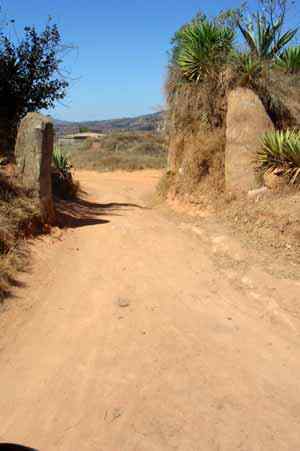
(0, 170, 300, 451)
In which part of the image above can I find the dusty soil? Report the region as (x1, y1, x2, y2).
(0, 170, 300, 451)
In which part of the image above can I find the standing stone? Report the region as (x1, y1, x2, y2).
(225, 88, 274, 194)
(15, 113, 55, 224)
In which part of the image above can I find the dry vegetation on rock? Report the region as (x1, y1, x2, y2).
(165, 1, 300, 188)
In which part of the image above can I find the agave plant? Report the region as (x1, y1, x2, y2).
(238, 13, 298, 59)
(52, 146, 71, 175)
(275, 46, 300, 73)
(258, 129, 300, 184)
(176, 20, 234, 82)
(235, 52, 263, 82)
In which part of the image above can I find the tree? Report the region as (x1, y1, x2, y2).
(0, 21, 69, 156)
(79, 126, 90, 133)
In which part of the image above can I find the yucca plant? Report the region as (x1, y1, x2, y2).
(52, 146, 71, 175)
(258, 129, 300, 184)
(275, 46, 300, 73)
(238, 13, 298, 59)
(176, 20, 234, 82)
(235, 52, 263, 83)
(52, 146, 78, 199)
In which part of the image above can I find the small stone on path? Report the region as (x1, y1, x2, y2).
(117, 298, 130, 308)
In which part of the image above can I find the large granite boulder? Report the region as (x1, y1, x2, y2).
(225, 88, 274, 194)
(15, 113, 55, 224)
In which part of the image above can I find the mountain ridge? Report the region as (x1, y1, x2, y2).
(53, 111, 164, 135)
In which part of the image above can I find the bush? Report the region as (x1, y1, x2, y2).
(275, 47, 300, 73)
(175, 19, 234, 83)
(52, 147, 79, 199)
(53, 146, 72, 174)
(233, 53, 263, 84)
(258, 129, 300, 184)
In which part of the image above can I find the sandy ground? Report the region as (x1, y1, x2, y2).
(0, 170, 300, 451)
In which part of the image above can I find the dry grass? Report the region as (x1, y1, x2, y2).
(0, 173, 42, 301)
(64, 131, 167, 172)
(164, 127, 226, 202)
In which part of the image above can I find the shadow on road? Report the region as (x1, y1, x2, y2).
(55, 196, 146, 229)
(0, 445, 38, 451)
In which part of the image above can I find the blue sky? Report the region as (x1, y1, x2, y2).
(2, 0, 298, 121)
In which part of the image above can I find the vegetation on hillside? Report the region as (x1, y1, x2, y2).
(65, 131, 167, 172)
(54, 112, 164, 137)
(164, 0, 300, 198)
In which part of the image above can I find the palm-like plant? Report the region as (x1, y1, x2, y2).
(258, 129, 300, 184)
(275, 46, 300, 73)
(235, 52, 263, 82)
(176, 20, 234, 82)
(238, 13, 298, 59)
(52, 146, 71, 175)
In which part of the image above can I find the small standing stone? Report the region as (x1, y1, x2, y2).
(15, 112, 55, 224)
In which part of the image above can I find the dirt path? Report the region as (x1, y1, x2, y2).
(0, 170, 300, 451)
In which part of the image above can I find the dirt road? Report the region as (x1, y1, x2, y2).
(0, 170, 300, 451)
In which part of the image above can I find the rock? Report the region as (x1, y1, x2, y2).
(15, 112, 55, 224)
(225, 88, 274, 194)
(247, 186, 269, 199)
(51, 226, 63, 240)
(117, 298, 130, 308)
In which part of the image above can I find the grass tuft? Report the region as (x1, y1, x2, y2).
(0, 172, 42, 302)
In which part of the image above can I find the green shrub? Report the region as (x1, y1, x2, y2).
(275, 46, 300, 73)
(53, 146, 72, 174)
(175, 20, 234, 82)
(52, 147, 79, 199)
(79, 126, 90, 133)
(258, 129, 300, 184)
(234, 52, 263, 84)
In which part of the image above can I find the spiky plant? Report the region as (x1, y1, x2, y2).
(235, 52, 263, 83)
(176, 20, 234, 82)
(52, 146, 71, 175)
(258, 129, 300, 184)
(238, 13, 298, 59)
(275, 46, 300, 73)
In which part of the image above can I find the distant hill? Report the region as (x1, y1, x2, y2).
(54, 112, 164, 136)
